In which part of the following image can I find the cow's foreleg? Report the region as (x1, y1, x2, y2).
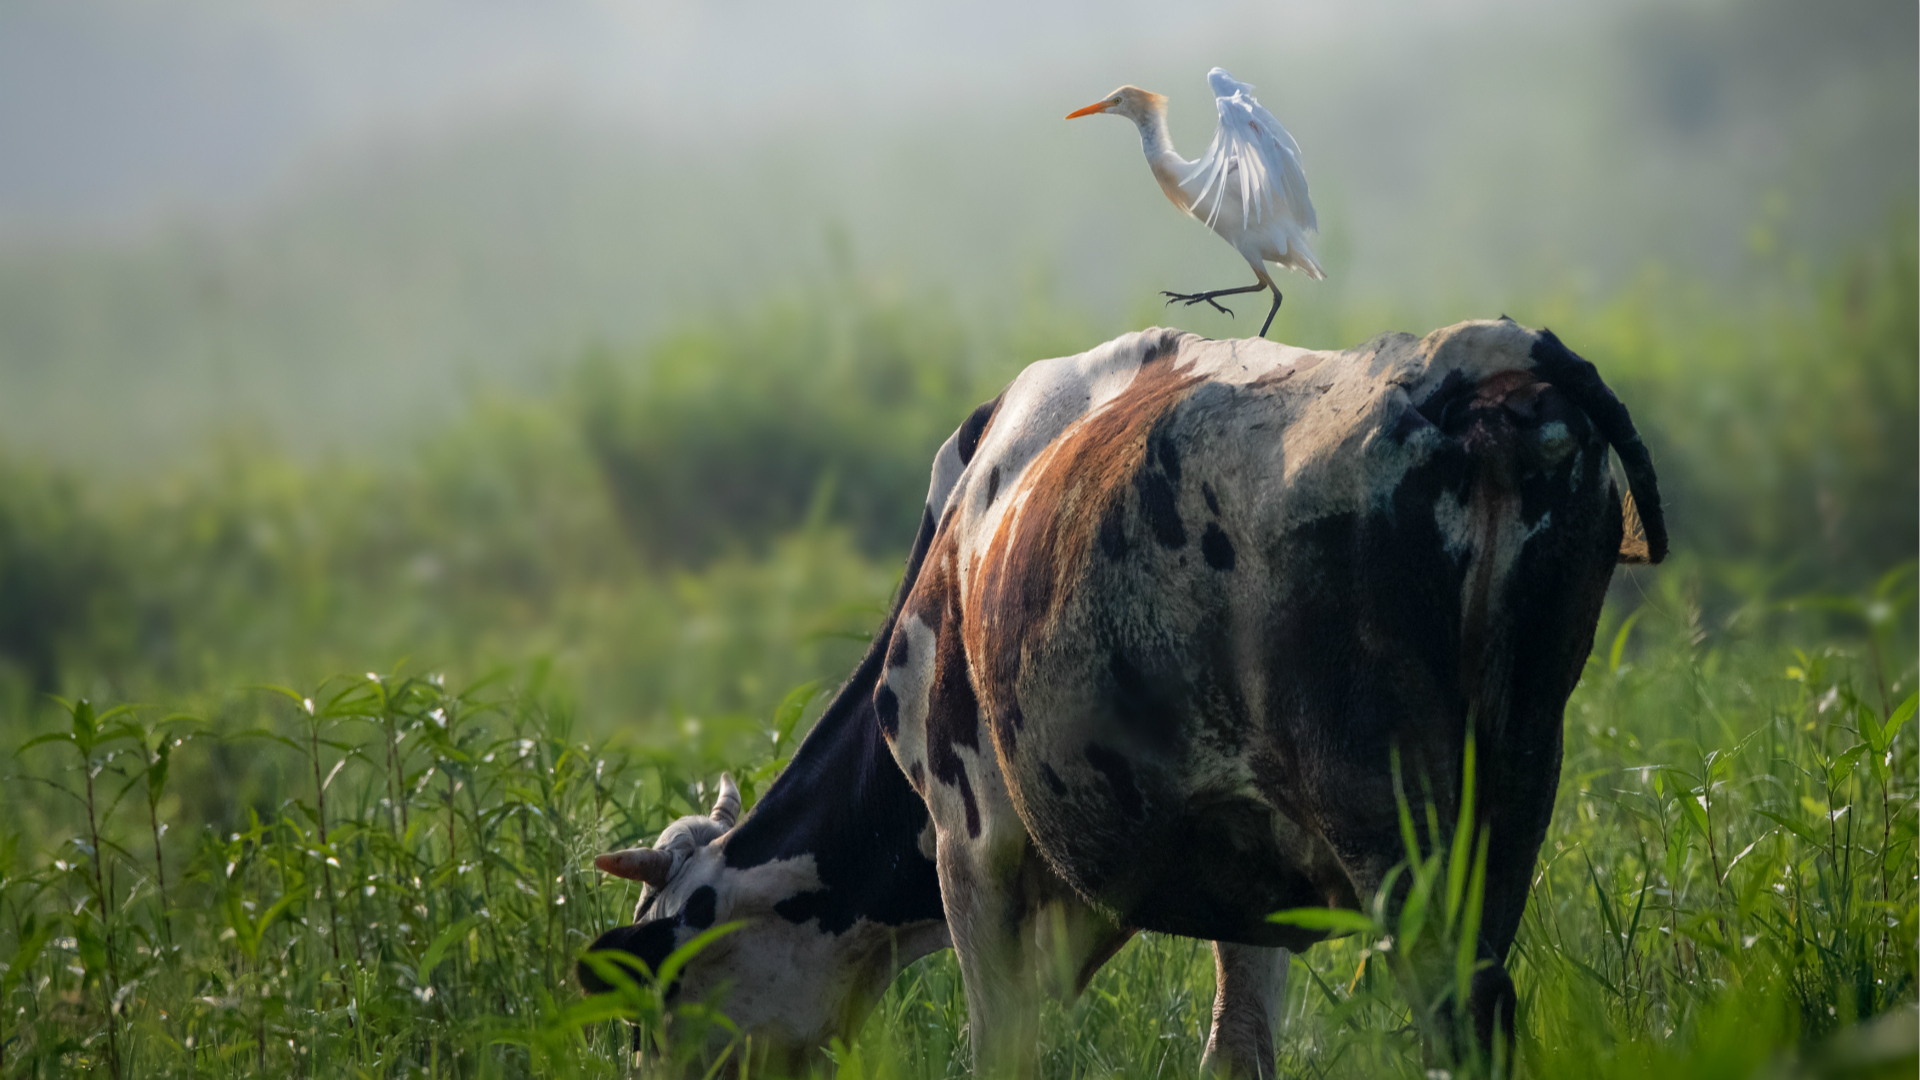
(1200, 942, 1288, 1080)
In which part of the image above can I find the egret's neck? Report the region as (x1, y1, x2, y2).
(1132, 110, 1193, 212)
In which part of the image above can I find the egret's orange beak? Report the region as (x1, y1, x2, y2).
(1065, 100, 1114, 120)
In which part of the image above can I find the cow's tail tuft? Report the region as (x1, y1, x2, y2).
(1527, 329, 1668, 565)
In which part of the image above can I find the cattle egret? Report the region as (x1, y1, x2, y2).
(1068, 67, 1324, 336)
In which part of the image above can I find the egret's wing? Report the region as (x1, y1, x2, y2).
(1186, 71, 1317, 235)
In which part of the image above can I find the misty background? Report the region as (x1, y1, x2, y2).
(4, 0, 1913, 462)
(0, 0, 1914, 732)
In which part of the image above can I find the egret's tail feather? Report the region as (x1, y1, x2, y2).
(1283, 240, 1326, 281)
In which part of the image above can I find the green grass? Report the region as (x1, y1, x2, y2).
(0, 565, 1913, 1079)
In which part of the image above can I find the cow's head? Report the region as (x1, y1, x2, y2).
(579, 774, 937, 1073)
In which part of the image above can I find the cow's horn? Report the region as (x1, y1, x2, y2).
(711, 773, 740, 828)
(594, 847, 673, 887)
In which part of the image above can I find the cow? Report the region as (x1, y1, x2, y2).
(580, 318, 1667, 1077)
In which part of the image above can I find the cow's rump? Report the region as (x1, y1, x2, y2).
(885, 319, 1654, 947)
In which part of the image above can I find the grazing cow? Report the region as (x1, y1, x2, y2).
(581, 319, 1666, 1077)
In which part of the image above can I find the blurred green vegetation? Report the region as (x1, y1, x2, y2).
(0, 218, 1911, 735)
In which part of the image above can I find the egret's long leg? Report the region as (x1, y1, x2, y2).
(1161, 281, 1268, 317)
(1258, 285, 1284, 338)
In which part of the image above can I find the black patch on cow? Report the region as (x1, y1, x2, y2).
(682, 885, 717, 929)
(999, 698, 1027, 739)
(1134, 469, 1186, 549)
(1202, 482, 1221, 516)
(874, 683, 900, 739)
(887, 628, 911, 669)
(774, 889, 824, 925)
(1201, 523, 1236, 570)
(1413, 369, 1476, 435)
(909, 760, 925, 791)
(1107, 653, 1184, 752)
(1084, 743, 1146, 820)
(921, 536, 986, 837)
(1153, 430, 1182, 485)
(718, 487, 946, 941)
(956, 397, 998, 465)
(986, 466, 1001, 506)
(1097, 498, 1130, 560)
(579, 918, 679, 993)
(1040, 762, 1068, 796)
(952, 768, 981, 837)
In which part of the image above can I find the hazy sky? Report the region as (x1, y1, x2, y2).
(0, 0, 1613, 230)
(1, 0, 1912, 466)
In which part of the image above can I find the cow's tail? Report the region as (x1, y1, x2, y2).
(1527, 328, 1668, 565)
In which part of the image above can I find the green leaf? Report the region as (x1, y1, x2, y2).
(1882, 691, 1917, 748)
(226, 728, 305, 754)
(418, 913, 484, 986)
(771, 680, 824, 752)
(1447, 738, 1478, 928)
(1829, 743, 1868, 788)
(0, 912, 54, 997)
(1562, 952, 1619, 996)
(1757, 809, 1824, 847)
(1454, 828, 1490, 1008)
(147, 738, 172, 796)
(71, 698, 97, 749)
(655, 922, 745, 990)
(1608, 608, 1645, 674)
(1265, 908, 1379, 935)
(17, 731, 75, 754)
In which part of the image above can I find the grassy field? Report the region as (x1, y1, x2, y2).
(0, 569, 1912, 1078)
(0, 229, 1914, 1077)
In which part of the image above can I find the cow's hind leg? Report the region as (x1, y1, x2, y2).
(936, 831, 1130, 1079)
(1201, 942, 1288, 1080)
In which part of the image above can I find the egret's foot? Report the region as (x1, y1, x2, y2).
(1161, 281, 1268, 320)
(1161, 290, 1237, 317)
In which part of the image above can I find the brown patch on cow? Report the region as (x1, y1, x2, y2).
(966, 335, 1206, 742)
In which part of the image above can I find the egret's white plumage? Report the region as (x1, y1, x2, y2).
(1068, 67, 1322, 336)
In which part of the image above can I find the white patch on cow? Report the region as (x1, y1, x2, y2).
(1167, 334, 1320, 384)
(656, 849, 951, 1058)
(883, 614, 938, 768)
(1433, 489, 1476, 558)
(926, 440, 968, 528)
(1536, 420, 1575, 467)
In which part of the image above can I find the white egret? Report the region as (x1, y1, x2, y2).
(1068, 67, 1323, 337)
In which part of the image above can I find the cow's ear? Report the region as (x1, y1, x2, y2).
(596, 847, 673, 887)
(710, 773, 740, 829)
